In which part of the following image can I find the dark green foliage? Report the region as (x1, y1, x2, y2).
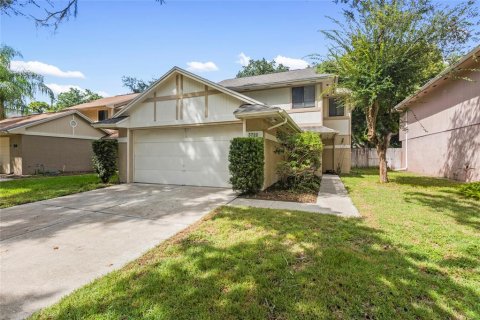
(236, 58, 289, 78)
(54, 88, 103, 111)
(92, 139, 118, 183)
(459, 182, 480, 200)
(121, 76, 156, 93)
(276, 131, 323, 189)
(228, 137, 264, 194)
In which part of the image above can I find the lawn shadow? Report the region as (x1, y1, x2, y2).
(32, 207, 480, 319)
(403, 190, 480, 230)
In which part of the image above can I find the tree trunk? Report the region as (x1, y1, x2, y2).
(376, 133, 392, 183)
(0, 99, 5, 120)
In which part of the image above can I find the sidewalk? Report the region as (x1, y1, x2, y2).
(228, 175, 360, 218)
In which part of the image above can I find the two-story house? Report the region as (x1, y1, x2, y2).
(93, 67, 352, 188)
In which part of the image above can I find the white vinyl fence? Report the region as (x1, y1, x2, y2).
(351, 148, 403, 169)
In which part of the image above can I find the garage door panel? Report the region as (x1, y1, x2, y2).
(133, 125, 241, 187)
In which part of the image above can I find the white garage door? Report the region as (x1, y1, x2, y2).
(133, 125, 242, 187)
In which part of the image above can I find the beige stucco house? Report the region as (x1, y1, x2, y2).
(93, 67, 352, 188)
(395, 45, 480, 182)
(0, 110, 108, 175)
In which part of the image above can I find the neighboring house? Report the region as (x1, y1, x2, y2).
(93, 67, 352, 188)
(0, 110, 108, 175)
(67, 93, 139, 122)
(395, 45, 480, 182)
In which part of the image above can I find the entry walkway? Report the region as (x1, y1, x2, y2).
(229, 175, 360, 218)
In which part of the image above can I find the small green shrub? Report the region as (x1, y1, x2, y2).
(228, 137, 264, 194)
(276, 131, 323, 189)
(92, 139, 118, 183)
(458, 182, 480, 200)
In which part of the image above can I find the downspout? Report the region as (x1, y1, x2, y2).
(333, 133, 336, 173)
(394, 110, 408, 171)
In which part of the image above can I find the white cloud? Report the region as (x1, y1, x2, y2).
(186, 61, 219, 72)
(236, 52, 251, 66)
(11, 60, 85, 79)
(46, 83, 83, 95)
(97, 91, 111, 97)
(46, 83, 109, 97)
(274, 55, 309, 70)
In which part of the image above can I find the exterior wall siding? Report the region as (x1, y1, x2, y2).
(400, 67, 480, 182)
(9, 135, 22, 175)
(21, 135, 96, 174)
(0, 136, 10, 173)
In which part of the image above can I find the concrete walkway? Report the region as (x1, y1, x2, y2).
(0, 184, 236, 320)
(229, 175, 360, 218)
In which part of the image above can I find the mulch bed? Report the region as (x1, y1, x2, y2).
(242, 179, 321, 203)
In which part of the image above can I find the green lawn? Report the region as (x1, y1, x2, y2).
(0, 174, 109, 208)
(30, 169, 479, 319)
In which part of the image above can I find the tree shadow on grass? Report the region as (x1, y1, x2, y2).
(32, 207, 479, 320)
(403, 190, 479, 230)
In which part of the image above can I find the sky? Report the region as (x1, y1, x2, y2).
(1, 0, 477, 102)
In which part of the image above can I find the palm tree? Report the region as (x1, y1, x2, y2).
(0, 45, 54, 120)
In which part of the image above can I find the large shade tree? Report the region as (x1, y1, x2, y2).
(0, 45, 53, 120)
(236, 58, 290, 78)
(53, 88, 103, 111)
(320, 0, 478, 182)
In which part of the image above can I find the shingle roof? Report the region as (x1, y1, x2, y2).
(67, 93, 139, 110)
(0, 110, 73, 131)
(233, 104, 279, 115)
(218, 68, 332, 90)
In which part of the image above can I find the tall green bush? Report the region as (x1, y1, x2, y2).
(92, 139, 118, 183)
(228, 137, 264, 194)
(276, 131, 323, 189)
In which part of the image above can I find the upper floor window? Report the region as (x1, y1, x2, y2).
(328, 98, 345, 117)
(292, 85, 315, 108)
(98, 110, 108, 121)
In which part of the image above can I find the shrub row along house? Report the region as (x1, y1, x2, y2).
(0, 67, 351, 188)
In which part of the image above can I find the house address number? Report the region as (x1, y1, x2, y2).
(246, 131, 263, 138)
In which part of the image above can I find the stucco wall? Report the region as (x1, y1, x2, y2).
(263, 138, 282, 189)
(400, 66, 480, 182)
(21, 135, 95, 174)
(9, 135, 22, 175)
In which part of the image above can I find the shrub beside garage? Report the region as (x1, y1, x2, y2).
(92, 139, 118, 183)
(228, 137, 264, 194)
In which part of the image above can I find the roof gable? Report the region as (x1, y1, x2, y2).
(114, 67, 265, 118)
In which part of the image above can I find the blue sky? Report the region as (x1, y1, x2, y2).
(1, 0, 476, 102)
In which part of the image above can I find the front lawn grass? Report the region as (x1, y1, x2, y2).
(30, 169, 479, 319)
(0, 174, 110, 208)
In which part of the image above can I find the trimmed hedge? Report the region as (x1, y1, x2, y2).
(92, 139, 118, 183)
(228, 137, 264, 194)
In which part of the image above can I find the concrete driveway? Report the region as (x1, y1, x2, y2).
(0, 184, 236, 320)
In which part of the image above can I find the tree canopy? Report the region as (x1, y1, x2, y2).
(1, 0, 164, 29)
(121, 76, 156, 93)
(53, 88, 103, 111)
(0, 45, 54, 120)
(27, 101, 51, 114)
(236, 58, 290, 78)
(320, 0, 478, 182)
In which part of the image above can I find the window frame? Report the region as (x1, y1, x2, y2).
(98, 110, 108, 121)
(292, 85, 316, 109)
(328, 97, 345, 117)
